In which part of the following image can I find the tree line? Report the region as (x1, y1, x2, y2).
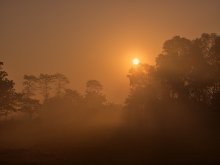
(125, 33, 220, 126)
(1, 33, 220, 123)
(0, 64, 110, 119)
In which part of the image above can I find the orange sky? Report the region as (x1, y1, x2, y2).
(1, 0, 220, 103)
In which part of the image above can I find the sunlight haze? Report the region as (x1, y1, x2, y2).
(1, 0, 220, 164)
(1, 0, 220, 103)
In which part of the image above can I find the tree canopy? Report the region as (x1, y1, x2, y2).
(126, 33, 220, 111)
(0, 62, 19, 113)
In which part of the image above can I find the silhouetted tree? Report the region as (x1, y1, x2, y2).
(53, 73, 69, 97)
(155, 33, 220, 104)
(125, 33, 220, 125)
(86, 80, 103, 94)
(38, 74, 55, 102)
(156, 36, 192, 101)
(18, 97, 40, 118)
(0, 62, 19, 115)
(126, 63, 159, 108)
(84, 80, 106, 111)
(41, 88, 85, 122)
(64, 89, 82, 104)
(23, 75, 38, 98)
(21, 75, 41, 117)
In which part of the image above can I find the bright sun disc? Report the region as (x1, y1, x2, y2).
(132, 58, 140, 65)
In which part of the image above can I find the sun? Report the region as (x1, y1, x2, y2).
(132, 58, 140, 65)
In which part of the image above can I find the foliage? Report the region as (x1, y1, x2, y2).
(23, 75, 38, 98)
(23, 73, 69, 102)
(126, 33, 220, 116)
(0, 62, 20, 114)
(84, 80, 107, 111)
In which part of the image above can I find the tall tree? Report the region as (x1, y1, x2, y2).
(155, 34, 220, 103)
(23, 75, 38, 98)
(38, 74, 55, 102)
(53, 73, 69, 96)
(126, 33, 220, 112)
(0, 62, 18, 113)
(86, 80, 103, 94)
(156, 36, 192, 101)
(126, 63, 160, 116)
(21, 75, 41, 118)
(85, 80, 106, 109)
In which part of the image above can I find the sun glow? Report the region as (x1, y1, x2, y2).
(132, 58, 140, 65)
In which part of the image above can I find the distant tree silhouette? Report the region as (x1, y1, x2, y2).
(18, 97, 41, 118)
(156, 36, 192, 101)
(86, 80, 103, 94)
(23, 75, 38, 98)
(126, 64, 159, 109)
(41, 88, 85, 122)
(0, 61, 19, 115)
(64, 89, 82, 104)
(53, 73, 69, 97)
(21, 75, 41, 118)
(22, 73, 69, 102)
(38, 74, 56, 102)
(85, 80, 106, 111)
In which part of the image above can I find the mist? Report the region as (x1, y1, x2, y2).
(1, 34, 220, 164)
(1, 1, 220, 164)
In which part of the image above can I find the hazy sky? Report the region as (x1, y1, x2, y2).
(1, 0, 220, 103)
